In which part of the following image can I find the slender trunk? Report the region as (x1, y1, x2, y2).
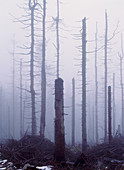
(0, 87, 2, 138)
(92, 106, 95, 143)
(20, 59, 23, 138)
(23, 100, 25, 135)
(72, 78, 75, 146)
(104, 11, 108, 142)
(56, 0, 60, 78)
(120, 34, 124, 134)
(113, 73, 115, 135)
(108, 86, 112, 143)
(40, 0, 46, 138)
(30, 5, 36, 135)
(82, 17, 87, 152)
(54, 78, 65, 162)
(8, 106, 10, 138)
(13, 37, 15, 138)
(95, 22, 98, 144)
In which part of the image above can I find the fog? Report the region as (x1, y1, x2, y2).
(0, 0, 124, 144)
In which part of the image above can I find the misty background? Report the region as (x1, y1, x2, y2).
(0, 0, 123, 144)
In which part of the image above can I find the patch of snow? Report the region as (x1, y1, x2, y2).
(36, 165, 54, 170)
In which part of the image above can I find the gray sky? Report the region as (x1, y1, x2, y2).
(0, 0, 123, 82)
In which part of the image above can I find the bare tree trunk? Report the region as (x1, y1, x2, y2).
(0, 87, 3, 138)
(29, 0, 36, 135)
(40, 0, 46, 138)
(20, 59, 23, 138)
(92, 106, 95, 143)
(95, 22, 98, 144)
(113, 73, 115, 136)
(54, 78, 65, 162)
(82, 17, 87, 152)
(56, 0, 60, 78)
(108, 86, 112, 143)
(12, 37, 15, 138)
(8, 106, 10, 138)
(120, 34, 124, 134)
(104, 11, 108, 142)
(72, 78, 75, 146)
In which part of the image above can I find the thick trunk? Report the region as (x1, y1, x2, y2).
(54, 78, 65, 162)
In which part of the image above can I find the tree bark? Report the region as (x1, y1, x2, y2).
(119, 34, 124, 134)
(29, 1, 37, 135)
(54, 78, 65, 162)
(95, 22, 98, 144)
(113, 73, 115, 136)
(12, 37, 15, 138)
(40, 0, 46, 138)
(82, 17, 87, 152)
(20, 59, 23, 138)
(104, 11, 108, 143)
(56, 0, 60, 78)
(72, 78, 75, 146)
(108, 86, 112, 143)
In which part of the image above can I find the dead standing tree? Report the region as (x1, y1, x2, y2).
(54, 78, 65, 162)
(104, 11, 118, 141)
(95, 22, 98, 144)
(108, 86, 112, 143)
(104, 11, 108, 143)
(20, 59, 23, 138)
(113, 73, 115, 135)
(56, 0, 60, 78)
(12, 37, 15, 138)
(82, 17, 87, 152)
(40, 0, 46, 138)
(29, 0, 39, 135)
(118, 34, 124, 135)
(72, 78, 75, 146)
(54, 0, 65, 162)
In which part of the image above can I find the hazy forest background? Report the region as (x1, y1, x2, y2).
(0, 0, 124, 146)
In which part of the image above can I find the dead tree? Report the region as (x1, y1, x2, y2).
(29, 0, 38, 135)
(113, 73, 115, 135)
(12, 37, 15, 138)
(104, 11, 108, 143)
(0, 87, 2, 138)
(72, 78, 75, 146)
(95, 22, 98, 144)
(40, 0, 46, 138)
(20, 59, 23, 138)
(119, 34, 124, 134)
(108, 86, 112, 143)
(82, 17, 87, 152)
(8, 106, 10, 139)
(56, 0, 60, 78)
(54, 78, 65, 162)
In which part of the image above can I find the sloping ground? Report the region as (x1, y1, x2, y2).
(0, 135, 79, 169)
(1, 136, 124, 169)
(85, 136, 124, 169)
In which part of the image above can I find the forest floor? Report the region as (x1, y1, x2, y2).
(0, 135, 124, 169)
